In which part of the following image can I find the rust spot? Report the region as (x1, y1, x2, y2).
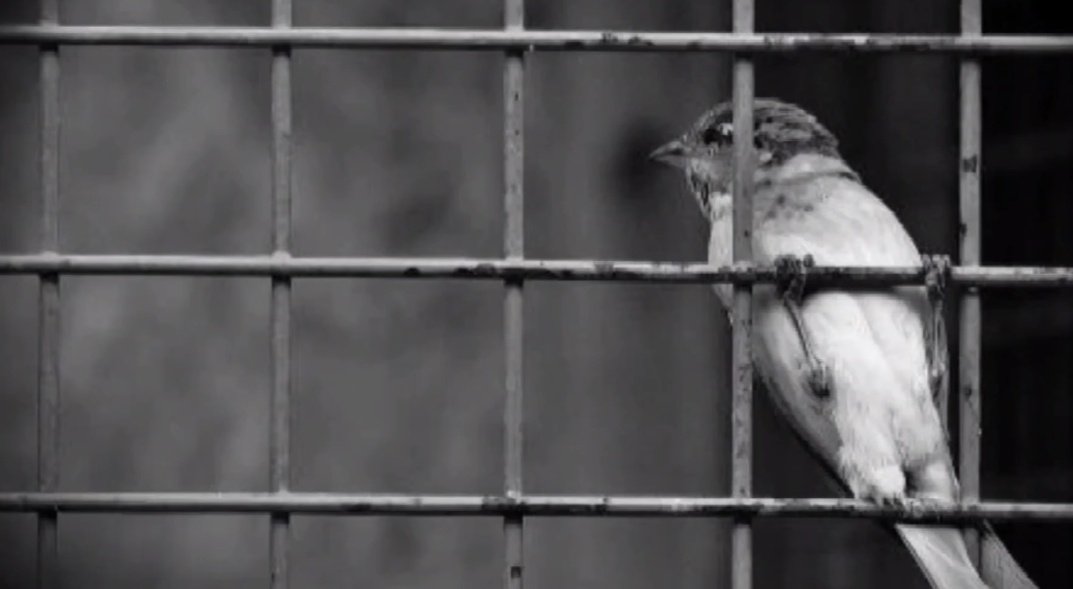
(961, 155, 979, 174)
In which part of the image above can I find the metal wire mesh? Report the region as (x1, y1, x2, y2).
(2, 1, 1073, 588)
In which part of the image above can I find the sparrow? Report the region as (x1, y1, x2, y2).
(651, 98, 1036, 589)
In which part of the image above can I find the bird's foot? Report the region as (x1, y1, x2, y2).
(850, 465, 907, 506)
(774, 254, 830, 397)
(921, 254, 951, 300)
(774, 254, 816, 304)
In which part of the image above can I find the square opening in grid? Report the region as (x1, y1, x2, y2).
(58, 276, 270, 492)
(60, 47, 272, 255)
(526, 281, 727, 496)
(291, 279, 503, 494)
(292, 49, 502, 259)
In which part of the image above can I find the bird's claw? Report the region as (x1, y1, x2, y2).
(851, 465, 907, 506)
(878, 494, 908, 509)
(806, 362, 831, 398)
(921, 254, 951, 299)
(775, 254, 816, 304)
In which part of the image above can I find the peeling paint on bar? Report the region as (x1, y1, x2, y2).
(1, 493, 1072, 523)
(1, 27, 1073, 54)
(731, 2, 756, 586)
(959, 0, 984, 570)
(502, 1, 525, 588)
(1, 255, 1072, 287)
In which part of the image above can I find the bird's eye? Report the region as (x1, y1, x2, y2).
(701, 122, 734, 146)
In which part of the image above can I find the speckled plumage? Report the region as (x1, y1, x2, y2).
(653, 99, 1036, 589)
(687, 99, 842, 165)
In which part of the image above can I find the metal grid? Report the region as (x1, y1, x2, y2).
(2, 1, 1073, 588)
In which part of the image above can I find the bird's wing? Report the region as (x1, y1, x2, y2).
(897, 525, 988, 589)
(752, 174, 931, 397)
(751, 175, 943, 474)
(750, 176, 999, 589)
(980, 523, 1038, 589)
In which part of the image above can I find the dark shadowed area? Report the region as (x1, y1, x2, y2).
(1, 1, 1071, 588)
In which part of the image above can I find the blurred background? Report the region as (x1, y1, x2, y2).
(1, 0, 1071, 587)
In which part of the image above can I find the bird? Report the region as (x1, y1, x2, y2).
(651, 98, 1035, 589)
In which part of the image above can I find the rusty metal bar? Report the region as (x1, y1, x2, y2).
(3, 255, 1072, 287)
(269, 1, 292, 588)
(36, 1, 61, 588)
(959, 0, 983, 571)
(503, 1, 525, 588)
(2, 26, 1073, 53)
(2, 493, 1072, 522)
(731, 0, 755, 587)
(500, 1, 525, 587)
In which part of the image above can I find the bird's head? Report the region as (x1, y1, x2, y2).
(651, 98, 843, 217)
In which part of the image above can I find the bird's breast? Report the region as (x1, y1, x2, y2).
(706, 194, 734, 309)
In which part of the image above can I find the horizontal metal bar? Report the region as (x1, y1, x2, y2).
(0, 26, 1072, 54)
(0, 254, 1072, 287)
(1, 493, 1071, 523)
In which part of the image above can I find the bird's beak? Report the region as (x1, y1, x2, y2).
(649, 138, 689, 168)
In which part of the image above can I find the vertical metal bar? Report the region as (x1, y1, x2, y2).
(731, 0, 755, 588)
(270, 0, 293, 588)
(503, 0, 524, 588)
(958, 0, 982, 570)
(37, 0, 61, 588)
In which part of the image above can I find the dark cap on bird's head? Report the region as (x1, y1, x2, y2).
(650, 98, 841, 169)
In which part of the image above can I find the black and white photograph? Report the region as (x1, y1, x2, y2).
(1, 1, 1071, 587)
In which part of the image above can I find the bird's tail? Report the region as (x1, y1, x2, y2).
(896, 523, 1038, 589)
(978, 522, 1038, 589)
(896, 524, 988, 589)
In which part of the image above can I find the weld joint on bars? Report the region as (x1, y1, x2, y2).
(1, 26, 1073, 53)
(1, 254, 1072, 287)
(1, 493, 1073, 523)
